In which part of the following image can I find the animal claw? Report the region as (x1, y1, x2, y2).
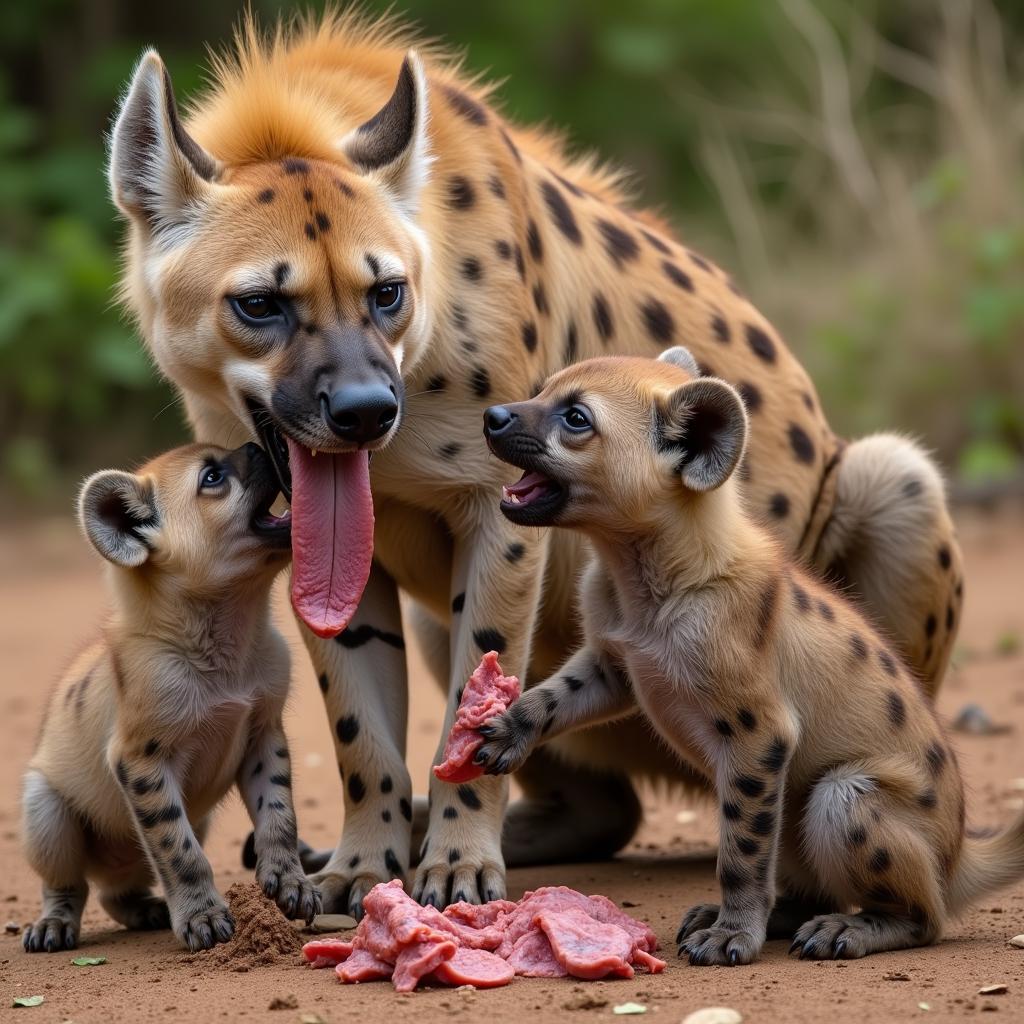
(789, 938, 803, 956)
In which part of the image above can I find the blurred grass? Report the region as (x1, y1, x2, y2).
(0, 0, 1021, 511)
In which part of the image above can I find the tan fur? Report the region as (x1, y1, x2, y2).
(109, 11, 963, 912)
(22, 443, 318, 953)
(477, 351, 1024, 962)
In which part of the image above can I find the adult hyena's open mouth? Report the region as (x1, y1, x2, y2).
(246, 397, 375, 640)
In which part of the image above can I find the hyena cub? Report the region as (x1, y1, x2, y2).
(22, 442, 319, 953)
(477, 348, 1024, 964)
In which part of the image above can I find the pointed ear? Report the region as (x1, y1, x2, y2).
(662, 378, 748, 492)
(78, 470, 159, 568)
(339, 52, 431, 215)
(657, 346, 701, 377)
(108, 49, 219, 228)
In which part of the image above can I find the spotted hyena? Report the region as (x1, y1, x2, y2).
(107, 12, 964, 916)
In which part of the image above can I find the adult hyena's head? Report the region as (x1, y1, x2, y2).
(107, 49, 434, 638)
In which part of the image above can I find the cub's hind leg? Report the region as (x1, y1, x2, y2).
(97, 859, 170, 932)
(795, 761, 946, 959)
(21, 770, 89, 952)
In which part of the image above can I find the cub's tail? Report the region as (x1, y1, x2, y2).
(948, 811, 1024, 914)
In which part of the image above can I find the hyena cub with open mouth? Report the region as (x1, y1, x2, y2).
(22, 442, 319, 953)
(476, 348, 1024, 964)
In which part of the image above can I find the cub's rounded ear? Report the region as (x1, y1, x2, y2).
(657, 346, 701, 377)
(109, 49, 219, 228)
(339, 51, 431, 215)
(78, 470, 159, 568)
(662, 378, 748, 492)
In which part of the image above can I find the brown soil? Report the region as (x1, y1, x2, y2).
(2, 504, 1024, 1023)
(199, 884, 304, 972)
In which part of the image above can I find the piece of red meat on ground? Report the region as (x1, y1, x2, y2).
(336, 947, 394, 984)
(443, 898, 517, 929)
(535, 906, 635, 980)
(431, 947, 515, 988)
(505, 928, 567, 978)
(392, 936, 459, 993)
(433, 652, 520, 783)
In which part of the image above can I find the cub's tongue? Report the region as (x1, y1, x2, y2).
(286, 439, 374, 639)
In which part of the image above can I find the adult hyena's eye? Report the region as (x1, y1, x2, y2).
(231, 294, 283, 325)
(372, 282, 403, 314)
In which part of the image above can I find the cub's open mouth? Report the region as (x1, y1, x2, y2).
(500, 470, 567, 526)
(250, 493, 292, 547)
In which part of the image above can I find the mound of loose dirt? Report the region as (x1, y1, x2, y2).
(205, 883, 304, 972)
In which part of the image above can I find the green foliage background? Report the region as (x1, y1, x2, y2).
(1, 0, 1021, 509)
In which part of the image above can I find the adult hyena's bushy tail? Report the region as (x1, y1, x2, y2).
(948, 812, 1024, 915)
(814, 433, 963, 698)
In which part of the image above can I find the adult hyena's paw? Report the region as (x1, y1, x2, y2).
(174, 897, 235, 952)
(257, 858, 321, 923)
(311, 851, 405, 921)
(412, 848, 506, 910)
(790, 913, 873, 960)
(680, 925, 762, 966)
(23, 915, 79, 953)
(475, 705, 541, 776)
(675, 903, 720, 947)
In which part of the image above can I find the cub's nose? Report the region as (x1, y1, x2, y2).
(323, 382, 399, 444)
(483, 405, 517, 437)
(227, 441, 263, 477)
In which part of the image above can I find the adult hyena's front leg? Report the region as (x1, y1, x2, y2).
(303, 563, 414, 919)
(413, 511, 549, 908)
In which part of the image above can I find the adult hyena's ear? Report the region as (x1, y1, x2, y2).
(657, 345, 701, 377)
(661, 378, 748, 492)
(108, 50, 219, 228)
(339, 52, 431, 216)
(78, 470, 159, 568)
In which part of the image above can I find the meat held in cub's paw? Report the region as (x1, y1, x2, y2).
(433, 651, 521, 783)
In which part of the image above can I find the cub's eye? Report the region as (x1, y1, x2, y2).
(230, 294, 283, 326)
(371, 282, 403, 315)
(562, 405, 593, 431)
(199, 465, 226, 491)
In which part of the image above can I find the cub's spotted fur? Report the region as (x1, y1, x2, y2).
(478, 348, 1024, 963)
(108, 11, 963, 915)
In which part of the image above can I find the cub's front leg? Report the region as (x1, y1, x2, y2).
(111, 741, 233, 951)
(475, 645, 634, 775)
(236, 718, 321, 923)
(676, 702, 797, 966)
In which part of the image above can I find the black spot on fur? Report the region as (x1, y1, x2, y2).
(903, 478, 923, 498)
(926, 743, 947, 777)
(662, 261, 693, 292)
(641, 228, 671, 255)
(304, 222, 317, 241)
(737, 708, 758, 732)
(489, 175, 506, 199)
(736, 836, 759, 856)
(689, 249, 712, 271)
(461, 256, 483, 281)
(946, 603, 955, 631)
(382, 809, 391, 823)
(448, 175, 476, 210)
(541, 180, 582, 245)
(879, 650, 899, 677)
(886, 691, 906, 728)
(440, 442, 461, 459)
(473, 628, 506, 654)
(144, 739, 160, 757)
(426, 375, 446, 392)
(745, 324, 777, 363)
(753, 579, 779, 650)
(470, 367, 491, 399)
(115, 760, 128, 787)
(788, 424, 815, 464)
(506, 542, 526, 563)
(769, 493, 789, 518)
(257, 188, 275, 204)
(722, 801, 742, 821)
(513, 243, 526, 281)
(399, 797, 412, 822)
(269, 773, 291, 788)
(848, 825, 867, 847)
(719, 864, 747, 890)
(335, 715, 360, 744)
(253, 761, 263, 775)
(641, 298, 675, 344)
(443, 805, 458, 820)
(563, 320, 579, 364)
(925, 613, 938, 638)
(302, 187, 314, 202)
(761, 738, 789, 772)
(564, 675, 584, 692)
(381, 775, 393, 794)
(749, 810, 775, 835)
(715, 718, 734, 738)
(597, 219, 639, 266)
(850, 633, 868, 659)
(348, 855, 360, 869)
(521, 321, 538, 353)
(532, 283, 549, 315)
(441, 84, 488, 126)
(347, 773, 366, 804)
(736, 381, 762, 413)
(869, 847, 892, 873)
(452, 592, 466, 614)
(335, 177, 354, 197)
(456, 785, 482, 811)
(792, 581, 811, 613)
(938, 545, 952, 570)
(526, 219, 543, 262)
(137, 804, 182, 829)
(495, 239, 512, 260)
(337, 625, 405, 651)
(282, 158, 309, 175)
(592, 293, 614, 343)
(384, 849, 403, 876)
(735, 775, 765, 798)
(918, 789, 938, 810)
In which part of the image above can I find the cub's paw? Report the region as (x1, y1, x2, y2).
(176, 899, 235, 951)
(790, 913, 872, 960)
(676, 903, 719, 946)
(23, 916, 79, 953)
(475, 705, 542, 776)
(257, 859, 321, 923)
(680, 925, 762, 966)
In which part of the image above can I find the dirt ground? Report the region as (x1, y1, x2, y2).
(1, 504, 1023, 1024)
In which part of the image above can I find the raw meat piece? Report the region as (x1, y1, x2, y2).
(433, 652, 520, 783)
(633, 948, 667, 974)
(336, 947, 393, 983)
(302, 938, 353, 968)
(393, 936, 458, 993)
(536, 907, 635, 980)
(444, 898, 517, 929)
(505, 928, 566, 978)
(431, 947, 516, 987)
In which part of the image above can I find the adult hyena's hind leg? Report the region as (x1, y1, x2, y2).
(814, 433, 964, 697)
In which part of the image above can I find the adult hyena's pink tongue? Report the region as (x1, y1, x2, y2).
(286, 439, 374, 639)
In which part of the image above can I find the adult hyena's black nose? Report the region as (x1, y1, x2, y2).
(483, 405, 517, 438)
(323, 382, 398, 443)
